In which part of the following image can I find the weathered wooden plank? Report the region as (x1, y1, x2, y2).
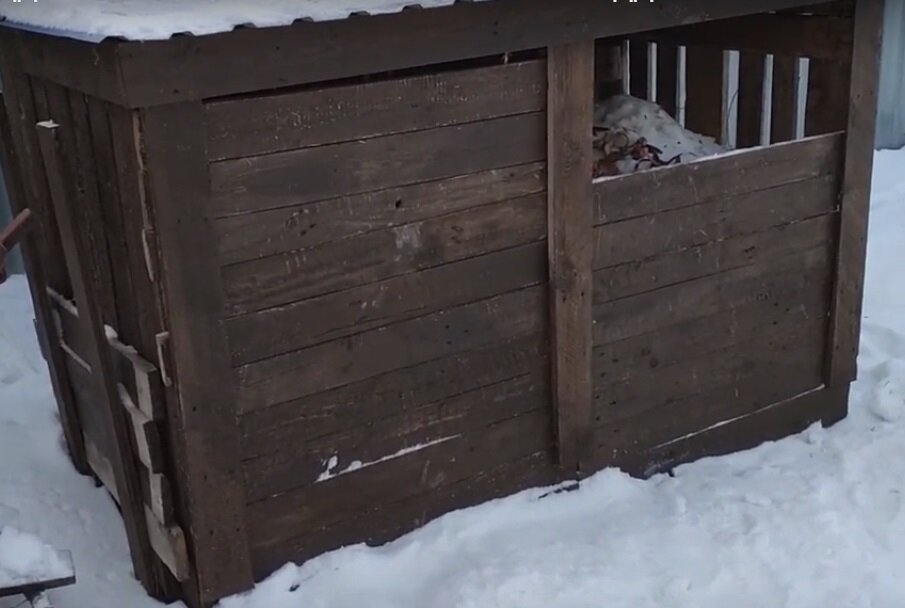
(37, 120, 157, 592)
(239, 331, 547, 447)
(110, 0, 835, 107)
(593, 243, 833, 346)
(770, 55, 800, 143)
(684, 46, 728, 143)
(736, 51, 766, 147)
(547, 41, 594, 473)
(140, 102, 254, 603)
(805, 59, 852, 136)
(227, 241, 546, 365)
(118, 385, 164, 473)
(215, 162, 545, 266)
(596, 370, 836, 478)
(222, 192, 546, 316)
(250, 450, 558, 578)
(595, 42, 623, 99)
(592, 131, 842, 225)
(628, 40, 650, 99)
(144, 508, 190, 583)
(0, 79, 86, 472)
(595, 314, 827, 426)
(247, 409, 553, 553)
(594, 281, 829, 387)
(635, 14, 853, 61)
(235, 285, 546, 411)
(656, 43, 679, 117)
(143, 471, 176, 528)
(243, 367, 550, 502)
(826, 0, 885, 386)
(594, 213, 835, 303)
(210, 112, 545, 217)
(205, 59, 546, 161)
(593, 174, 839, 270)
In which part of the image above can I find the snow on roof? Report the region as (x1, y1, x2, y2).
(0, 0, 489, 43)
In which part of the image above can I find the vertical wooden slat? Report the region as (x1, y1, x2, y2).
(826, 0, 885, 386)
(805, 58, 852, 136)
(0, 86, 88, 474)
(685, 46, 728, 143)
(770, 55, 799, 143)
(736, 51, 766, 147)
(36, 120, 157, 591)
(140, 102, 254, 605)
(656, 43, 679, 118)
(547, 41, 594, 475)
(628, 40, 650, 100)
(594, 42, 623, 100)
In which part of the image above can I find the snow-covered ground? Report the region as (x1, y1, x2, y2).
(1, 146, 904, 607)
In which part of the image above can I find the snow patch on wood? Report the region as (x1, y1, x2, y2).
(316, 435, 460, 483)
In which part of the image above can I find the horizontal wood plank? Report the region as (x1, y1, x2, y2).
(226, 241, 546, 365)
(243, 367, 549, 501)
(249, 450, 558, 577)
(595, 314, 827, 427)
(595, 213, 836, 303)
(593, 174, 839, 270)
(592, 132, 843, 226)
(593, 243, 833, 345)
(210, 112, 545, 217)
(239, 331, 547, 446)
(222, 192, 546, 316)
(215, 163, 545, 266)
(633, 14, 852, 61)
(205, 60, 545, 160)
(247, 409, 553, 553)
(235, 285, 547, 411)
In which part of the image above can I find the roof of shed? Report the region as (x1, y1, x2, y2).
(0, 0, 489, 43)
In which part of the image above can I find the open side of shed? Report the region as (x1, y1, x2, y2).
(0, 1, 884, 606)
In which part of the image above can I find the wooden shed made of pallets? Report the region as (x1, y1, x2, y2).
(0, 0, 884, 606)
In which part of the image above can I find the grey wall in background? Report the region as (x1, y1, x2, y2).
(878, 0, 905, 150)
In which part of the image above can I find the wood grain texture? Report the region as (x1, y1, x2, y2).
(593, 132, 841, 225)
(593, 243, 834, 346)
(547, 41, 594, 474)
(635, 14, 853, 61)
(205, 59, 546, 160)
(222, 192, 546, 316)
(247, 409, 553, 555)
(0, 80, 87, 473)
(215, 162, 545, 266)
(684, 46, 728, 143)
(140, 102, 254, 603)
(235, 285, 546, 411)
(593, 174, 839, 271)
(826, 0, 885, 386)
(736, 51, 766, 147)
(770, 55, 799, 143)
(243, 367, 550, 501)
(628, 40, 650, 99)
(805, 58, 852, 136)
(239, 332, 547, 445)
(108, 0, 835, 107)
(37, 121, 157, 592)
(226, 241, 546, 365)
(210, 112, 545, 217)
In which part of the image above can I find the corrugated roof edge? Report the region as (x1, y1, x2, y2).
(0, 2, 471, 44)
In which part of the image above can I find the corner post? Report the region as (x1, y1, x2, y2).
(547, 40, 595, 475)
(825, 0, 885, 387)
(140, 102, 254, 606)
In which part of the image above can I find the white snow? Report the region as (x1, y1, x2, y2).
(0, 1, 489, 42)
(0, 526, 71, 587)
(593, 94, 728, 176)
(0, 146, 904, 608)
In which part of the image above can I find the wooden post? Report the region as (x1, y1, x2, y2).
(685, 46, 729, 144)
(140, 102, 254, 607)
(35, 120, 157, 589)
(826, 0, 885, 386)
(547, 41, 594, 475)
(736, 51, 766, 147)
